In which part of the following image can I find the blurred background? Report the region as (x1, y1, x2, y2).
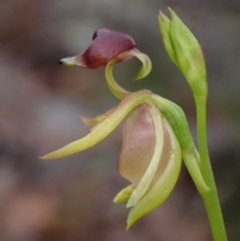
(0, 0, 240, 240)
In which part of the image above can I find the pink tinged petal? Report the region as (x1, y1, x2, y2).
(117, 104, 157, 185)
(126, 105, 164, 207)
(127, 118, 182, 228)
(40, 91, 152, 160)
(117, 103, 165, 207)
(60, 28, 136, 69)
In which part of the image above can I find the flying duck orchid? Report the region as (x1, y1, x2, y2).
(41, 24, 208, 228)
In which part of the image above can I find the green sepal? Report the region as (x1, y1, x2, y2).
(40, 91, 153, 160)
(158, 11, 178, 67)
(182, 149, 209, 195)
(152, 95, 209, 193)
(169, 8, 199, 76)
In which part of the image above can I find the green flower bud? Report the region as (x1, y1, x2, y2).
(159, 9, 207, 99)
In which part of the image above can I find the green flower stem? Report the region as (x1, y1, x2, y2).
(195, 96, 228, 241)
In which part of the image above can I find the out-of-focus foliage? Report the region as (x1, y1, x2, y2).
(0, 0, 239, 241)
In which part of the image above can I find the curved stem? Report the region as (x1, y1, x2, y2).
(105, 49, 152, 100)
(195, 96, 228, 241)
(105, 59, 129, 99)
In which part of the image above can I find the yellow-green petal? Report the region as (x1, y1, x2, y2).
(128, 49, 152, 81)
(105, 58, 129, 99)
(105, 49, 152, 99)
(40, 91, 152, 160)
(113, 185, 135, 204)
(81, 108, 114, 126)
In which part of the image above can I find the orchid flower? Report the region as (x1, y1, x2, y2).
(59, 28, 152, 99)
(41, 27, 208, 228)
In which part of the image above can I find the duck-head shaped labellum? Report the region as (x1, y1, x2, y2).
(59, 28, 152, 100)
(60, 28, 136, 68)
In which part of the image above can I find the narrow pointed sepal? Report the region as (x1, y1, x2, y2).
(81, 108, 114, 126)
(158, 11, 178, 66)
(81, 115, 107, 126)
(182, 150, 209, 194)
(152, 94, 209, 193)
(40, 91, 152, 160)
(153, 94, 198, 159)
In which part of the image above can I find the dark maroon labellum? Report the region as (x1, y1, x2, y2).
(76, 28, 136, 69)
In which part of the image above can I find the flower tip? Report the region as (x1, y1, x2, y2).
(113, 185, 134, 204)
(158, 10, 170, 23)
(167, 6, 173, 13)
(126, 216, 135, 230)
(113, 195, 127, 204)
(39, 149, 69, 160)
(126, 202, 134, 208)
(38, 154, 52, 161)
(39, 151, 62, 160)
(113, 197, 119, 204)
(168, 7, 177, 19)
(159, 10, 165, 19)
(81, 112, 109, 126)
(59, 56, 77, 67)
(60, 55, 88, 68)
(132, 70, 149, 81)
(80, 116, 95, 126)
(126, 223, 131, 230)
(131, 53, 152, 81)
